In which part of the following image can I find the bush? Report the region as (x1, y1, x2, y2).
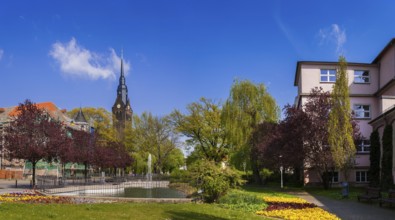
(381, 125, 394, 190)
(218, 190, 267, 212)
(188, 160, 245, 203)
(169, 169, 190, 183)
(260, 168, 273, 184)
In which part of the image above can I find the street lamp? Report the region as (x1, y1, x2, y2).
(279, 155, 283, 189)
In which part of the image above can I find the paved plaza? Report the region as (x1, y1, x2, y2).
(293, 191, 395, 220)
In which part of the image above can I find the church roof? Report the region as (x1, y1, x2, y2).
(74, 107, 88, 123)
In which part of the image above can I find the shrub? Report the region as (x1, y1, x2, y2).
(169, 169, 190, 183)
(218, 190, 267, 212)
(260, 168, 273, 184)
(369, 130, 380, 187)
(381, 125, 394, 190)
(188, 160, 245, 203)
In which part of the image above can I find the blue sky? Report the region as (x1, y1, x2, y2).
(2, 0, 395, 117)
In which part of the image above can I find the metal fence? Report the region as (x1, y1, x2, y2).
(36, 175, 171, 196)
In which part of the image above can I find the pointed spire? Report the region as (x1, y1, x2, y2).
(117, 49, 128, 105)
(121, 56, 124, 78)
(74, 107, 87, 123)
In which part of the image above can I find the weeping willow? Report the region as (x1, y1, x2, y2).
(222, 79, 279, 171)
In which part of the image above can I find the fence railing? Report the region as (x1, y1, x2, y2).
(36, 175, 171, 196)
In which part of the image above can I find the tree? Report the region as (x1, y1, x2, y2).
(162, 148, 185, 173)
(188, 160, 244, 203)
(132, 112, 181, 173)
(303, 88, 335, 188)
(3, 100, 69, 186)
(67, 107, 116, 143)
(328, 56, 355, 181)
(381, 125, 394, 189)
(172, 98, 230, 164)
(223, 79, 279, 183)
(368, 130, 381, 187)
(275, 105, 309, 183)
(69, 129, 94, 180)
(251, 121, 279, 172)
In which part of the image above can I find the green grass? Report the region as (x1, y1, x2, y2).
(305, 186, 365, 200)
(0, 202, 269, 220)
(241, 185, 299, 198)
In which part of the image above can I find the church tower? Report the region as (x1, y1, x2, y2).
(112, 54, 133, 136)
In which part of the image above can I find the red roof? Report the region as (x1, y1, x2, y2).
(8, 102, 59, 117)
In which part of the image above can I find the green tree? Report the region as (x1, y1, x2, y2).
(328, 56, 355, 181)
(171, 98, 231, 164)
(162, 148, 185, 173)
(381, 125, 394, 189)
(67, 107, 117, 142)
(223, 79, 279, 183)
(368, 130, 381, 187)
(188, 160, 244, 203)
(132, 112, 181, 173)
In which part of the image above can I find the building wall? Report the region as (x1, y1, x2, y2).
(299, 64, 379, 95)
(380, 86, 395, 112)
(378, 46, 395, 88)
(349, 66, 379, 95)
(297, 63, 380, 186)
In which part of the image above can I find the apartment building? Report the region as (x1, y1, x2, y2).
(294, 38, 395, 186)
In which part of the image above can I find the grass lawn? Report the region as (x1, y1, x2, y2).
(0, 202, 269, 220)
(306, 186, 365, 200)
(241, 185, 298, 198)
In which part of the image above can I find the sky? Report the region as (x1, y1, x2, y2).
(2, 0, 395, 118)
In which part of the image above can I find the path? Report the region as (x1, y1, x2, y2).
(0, 179, 32, 194)
(290, 191, 395, 220)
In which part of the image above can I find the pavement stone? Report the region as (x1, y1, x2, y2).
(290, 191, 395, 220)
(0, 179, 32, 194)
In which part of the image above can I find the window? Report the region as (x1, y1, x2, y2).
(356, 171, 368, 182)
(353, 105, 370, 119)
(330, 172, 339, 183)
(320, 69, 336, 82)
(354, 70, 370, 83)
(356, 140, 371, 152)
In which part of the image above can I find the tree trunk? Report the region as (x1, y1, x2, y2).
(32, 160, 37, 188)
(250, 155, 262, 184)
(84, 162, 88, 183)
(322, 172, 330, 190)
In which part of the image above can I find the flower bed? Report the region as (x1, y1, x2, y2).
(0, 191, 72, 204)
(256, 196, 340, 220)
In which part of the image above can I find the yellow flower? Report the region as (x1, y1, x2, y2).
(263, 196, 310, 204)
(257, 207, 340, 220)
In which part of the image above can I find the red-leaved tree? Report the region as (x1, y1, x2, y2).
(3, 100, 69, 186)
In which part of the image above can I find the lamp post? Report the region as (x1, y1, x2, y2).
(279, 155, 283, 189)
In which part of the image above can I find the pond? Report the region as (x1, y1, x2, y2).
(120, 187, 186, 198)
(57, 187, 187, 198)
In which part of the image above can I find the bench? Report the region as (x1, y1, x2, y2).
(380, 189, 395, 207)
(357, 187, 381, 202)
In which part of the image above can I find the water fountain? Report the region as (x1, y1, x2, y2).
(147, 153, 152, 182)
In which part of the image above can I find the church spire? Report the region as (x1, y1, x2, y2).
(112, 50, 133, 137)
(117, 51, 128, 105)
(121, 48, 124, 78)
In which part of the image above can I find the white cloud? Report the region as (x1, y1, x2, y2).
(49, 38, 130, 80)
(0, 49, 3, 61)
(318, 24, 346, 54)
